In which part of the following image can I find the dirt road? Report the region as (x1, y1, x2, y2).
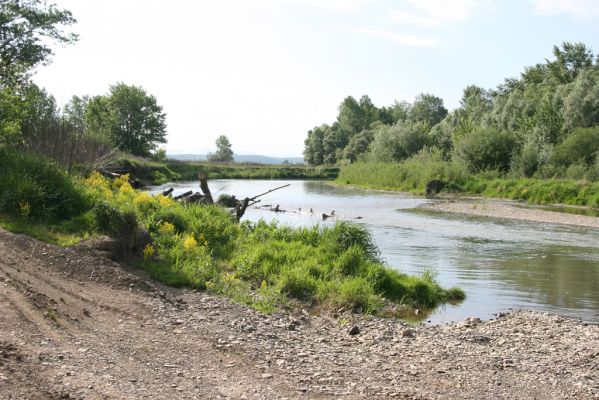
(0, 228, 597, 399)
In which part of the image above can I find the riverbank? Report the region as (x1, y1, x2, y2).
(337, 161, 599, 208)
(115, 157, 339, 185)
(422, 199, 599, 228)
(0, 227, 597, 399)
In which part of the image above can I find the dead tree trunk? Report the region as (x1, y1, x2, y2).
(198, 173, 214, 204)
(235, 197, 250, 221)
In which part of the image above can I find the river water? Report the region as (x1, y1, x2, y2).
(149, 180, 599, 324)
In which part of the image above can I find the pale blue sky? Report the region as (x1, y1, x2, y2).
(34, 0, 599, 156)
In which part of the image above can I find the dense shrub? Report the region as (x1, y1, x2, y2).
(455, 127, 517, 173)
(552, 127, 599, 168)
(0, 147, 88, 221)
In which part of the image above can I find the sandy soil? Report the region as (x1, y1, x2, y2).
(421, 199, 599, 228)
(0, 227, 597, 399)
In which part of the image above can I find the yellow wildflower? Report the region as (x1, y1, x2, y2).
(143, 244, 155, 260)
(112, 174, 130, 189)
(157, 195, 173, 207)
(183, 234, 197, 250)
(261, 280, 268, 290)
(159, 221, 175, 234)
(85, 171, 108, 188)
(133, 192, 151, 206)
(18, 201, 31, 217)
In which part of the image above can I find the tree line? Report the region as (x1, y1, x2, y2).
(304, 42, 599, 181)
(0, 1, 168, 167)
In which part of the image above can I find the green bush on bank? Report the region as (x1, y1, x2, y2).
(0, 147, 88, 221)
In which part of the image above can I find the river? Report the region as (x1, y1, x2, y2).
(149, 180, 599, 324)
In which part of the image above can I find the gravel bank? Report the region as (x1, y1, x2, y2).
(421, 199, 599, 228)
(0, 228, 597, 399)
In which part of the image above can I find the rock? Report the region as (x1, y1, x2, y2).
(401, 329, 416, 338)
(261, 373, 273, 379)
(348, 326, 360, 336)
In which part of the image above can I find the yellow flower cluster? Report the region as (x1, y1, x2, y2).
(159, 221, 175, 234)
(18, 201, 31, 217)
(157, 195, 173, 207)
(143, 244, 155, 260)
(83, 171, 113, 199)
(112, 174, 130, 189)
(133, 192, 151, 206)
(182, 234, 197, 250)
(85, 171, 108, 188)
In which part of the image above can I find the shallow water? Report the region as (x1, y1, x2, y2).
(149, 180, 599, 324)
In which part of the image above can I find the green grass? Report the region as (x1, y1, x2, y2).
(0, 213, 91, 246)
(337, 159, 468, 193)
(338, 159, 599, 208)
(0, 148, 464, 316)
(463, 177, 599, 207)
(115, 157, 339, 185)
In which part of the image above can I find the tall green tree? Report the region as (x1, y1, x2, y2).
(208, 135, 234, 162)
(409, 93, 447, 128)
(0, 0, 77, 87)
(86, 83, 167, 156)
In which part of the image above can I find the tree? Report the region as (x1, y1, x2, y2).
(409, 93, 448, 128)
(0, 0, 77, 87)
(86, 83, 167, 156)
(208, 135, 234, 162)
(455, 127, 516, 173)
(370, 122, 430, 162)
(303, 125, 326, 165)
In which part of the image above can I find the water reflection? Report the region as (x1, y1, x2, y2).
(148, 180, 599, 324)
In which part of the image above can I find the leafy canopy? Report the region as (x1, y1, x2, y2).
(208, 135, 234, 162)
(0, 0, 77, 87)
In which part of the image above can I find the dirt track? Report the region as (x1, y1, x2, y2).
(0, 228, 597, 399)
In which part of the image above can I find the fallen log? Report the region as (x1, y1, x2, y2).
(184, 192, 204, 203)
(163, 187, 174, 197)
(174, 190, 193, 200)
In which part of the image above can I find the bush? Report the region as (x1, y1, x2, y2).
(0, 147, 88, 221)
(552, 126, 599, 168)
(455, 127, 517, 173)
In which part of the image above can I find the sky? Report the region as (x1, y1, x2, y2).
(34, 0, 599, 157)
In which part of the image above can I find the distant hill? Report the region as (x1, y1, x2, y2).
(168, 154, 304, 165)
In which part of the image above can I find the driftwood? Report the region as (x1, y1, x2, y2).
(184, 192, 204, 203)
(162, 174, 291, 222)
(198, 173, 214, 204)
(174, 190, 193, 200)
(97, 168, 141, 188)
(235, 198, 250, 220)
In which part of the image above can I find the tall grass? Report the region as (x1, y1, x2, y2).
(338, 158, 468, 193)
(338, 157, 599, 207)
(463, 177, 599, 207)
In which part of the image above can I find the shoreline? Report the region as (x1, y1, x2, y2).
(0, 228, 598, 398)
(421, 198, 599, 228)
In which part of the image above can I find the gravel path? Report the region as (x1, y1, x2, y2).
(422, 199, 599, 228)
(0, 228, 597, 399)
